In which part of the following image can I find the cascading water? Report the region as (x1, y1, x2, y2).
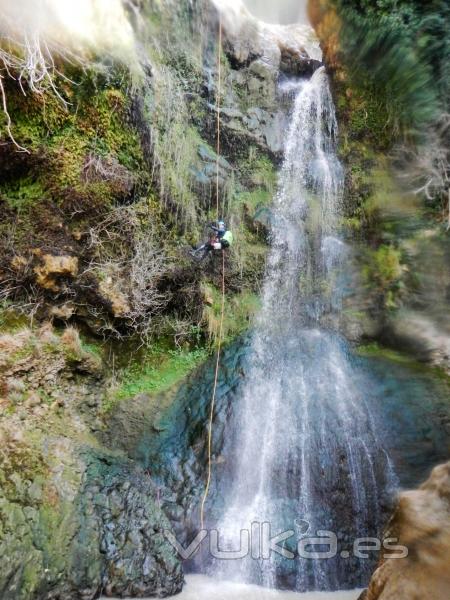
(203, 67, 395, 591)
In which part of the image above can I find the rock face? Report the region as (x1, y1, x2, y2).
(0, 447, 183, 600)
(76, 454, 183, 599)
(2, 328, 448, 598)
(0, 0, 319, 596)
(103, 337, 251, 545)
(363, 355, 450, 490)
(216, 5, 322, 158)
(361, 462, 450, 600)
(0, 326, 183, 600)
(1, 1, 449, 598)
(382, 311, 450, 375)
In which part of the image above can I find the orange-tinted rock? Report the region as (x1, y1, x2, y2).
(364, 462, 450, 600)
(308, 0, 342, 70)
(34, 254, 79, 292)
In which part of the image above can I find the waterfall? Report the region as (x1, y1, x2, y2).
(204, 68, 394, 591)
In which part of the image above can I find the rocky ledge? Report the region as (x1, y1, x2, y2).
(359, 462, 450, 600)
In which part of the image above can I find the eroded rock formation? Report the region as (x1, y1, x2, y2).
(361, 462, 450, 600)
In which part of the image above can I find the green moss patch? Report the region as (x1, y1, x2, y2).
(202, 285, 261, 345)
(356, 342, 450, 381)
(107, 346, 208, 406)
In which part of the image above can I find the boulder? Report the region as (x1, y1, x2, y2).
(214, 5, 322, 158)
(34, 254, 79, 292)
(382, 310, 450, 374)
(363, 462, 450, 600)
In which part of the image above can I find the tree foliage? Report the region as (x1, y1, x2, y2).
(335, 0, 449, 136)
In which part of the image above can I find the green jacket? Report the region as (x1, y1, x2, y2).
(222, 230, 233, 245)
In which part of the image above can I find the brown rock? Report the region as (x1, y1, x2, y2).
(99, 277, 130, 317)
(365, 462, 450, 600)
(34, 254, 79, 292)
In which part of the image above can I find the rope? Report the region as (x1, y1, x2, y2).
(200, 15, 225, 531)
(200, 250, 226, 530)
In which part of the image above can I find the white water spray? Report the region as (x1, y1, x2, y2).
(206, 68, 393, 592)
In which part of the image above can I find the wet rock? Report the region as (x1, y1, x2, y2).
(381, 310, 450, 374)
(213, 12, 322, 159)
(0, 445, 183, 600)
(190, 142, 233, 199)
(102, 336, 251, 548)
(79, 454, 184, 599)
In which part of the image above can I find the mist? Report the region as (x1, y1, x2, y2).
(243, 0, 308, 24)
(0, 0, 135, 56)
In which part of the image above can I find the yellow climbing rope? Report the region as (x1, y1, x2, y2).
(200, 15, 225, 531)
(200, 251, 226, 530)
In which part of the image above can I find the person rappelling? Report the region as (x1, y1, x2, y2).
(191, 220, 233, 261)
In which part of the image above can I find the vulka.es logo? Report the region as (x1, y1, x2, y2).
(164, 522, 408, 561)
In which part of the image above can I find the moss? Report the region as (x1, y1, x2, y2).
(234, 188, 271, 213)
(0, 304, 30, 332)
(362, 244, 407, 308)
(79, 338, 104, 359)
(241, 150, 277, 192)
(105, 345, 208, 409)
(334, 1, 444, 138)
(202, 285, 261, 345)
(363, 244, 403, 283)
(356, 342, 450, 381)
(0, 3, 277, 345)
(346, 88, 392, 149)
(3, 66, 145, 208)
(148, 62, 208, 226)
(232, 227, 267, 281)
(0, 439, 47, 504)
(20, 561, 41, 598)
(340, 216, 362, 231)
(4, 337, 38, 370)
(2, 179, 47, 211)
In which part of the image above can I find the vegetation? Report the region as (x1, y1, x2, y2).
(362, 244, 406, 308)
(0, 0, 274, 350)
(335, 0, 448, 135)
(202, 285, 261, 345)
(105, 345, 208, 409)
(356, 341, 450, 381)
(334, 0, 450, 217)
